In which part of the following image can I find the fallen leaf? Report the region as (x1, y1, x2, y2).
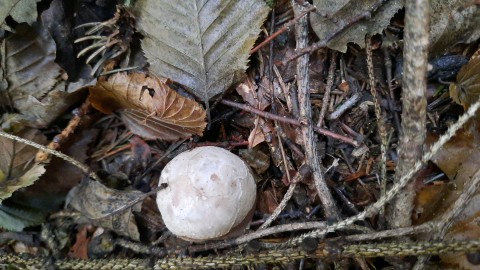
(89, 72, 206, 140)
(133, 0, 270, 104)
(67, 179, 143, 240)
(0, 202, 47, 231)
(310, 0, 403, 52)
(68, 225, 93, 259)
(429, 0, 480, 56)
(2, 22, 91, 128)
(449, 49, 480, 109)
(0, 129, 47, 202)
(239, 147, 270, 174)
(416, 131, 480, 268)
(257, 188, 279, 214)
(0, 0, 40, 31)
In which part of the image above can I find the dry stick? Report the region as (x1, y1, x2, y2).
(249, 6, 316, 54)
(343, 222, 435, 242)
(220, 99, 358, 146)
(281, 98, 480, 247)
(293, 1, 340, 221)
(365, 36, 389, 223)
(317, 51, 337, 127)
(387, 0, 429, 229)
(277, 0, 391, 66)
(413, 166, 480, 269)
(383, 47, 402, 133)
(259, 164, 311, 229)
(0, 131, 100, 181)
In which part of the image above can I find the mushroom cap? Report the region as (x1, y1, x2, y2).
(156, 146, 256, 241)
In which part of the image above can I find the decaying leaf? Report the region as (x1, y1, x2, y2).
(67, 180, 143, 241)
(2, 22, 91, 128)
(429, 0, 480, 57)
(449, 49, 480, 109)
(416, 131, 480, 268)
(310, 0, 403, 52)
(88, 72, 206, 140)
(133, 0, 269, 104)
(0, 0, 40, 31)
(0, 129, 47, 202)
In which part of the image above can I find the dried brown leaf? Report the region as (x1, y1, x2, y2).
(2, 22, 90, 128)
(450, 49, 480, 109)
(418, 131, 480, 268)
(88, 72, 206, 140)
(0, 129, 47, 202)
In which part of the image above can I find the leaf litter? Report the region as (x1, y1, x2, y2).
(0, 0, 480, 269)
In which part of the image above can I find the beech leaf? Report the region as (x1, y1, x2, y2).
(0, 0, 40, 31)
(0, 129, 47, 202)
(310, 0, 403, 52)
(67, 180, 142, 241)
(449, 49, 480, 109)
(429, 0, 480, 57)
(88, 72, 206, 140)
(2, 22, 90, 128)
(133, 0, 270, 103)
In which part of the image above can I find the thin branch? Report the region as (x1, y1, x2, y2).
(220, 99, 359, 146)
(259, 164, 311, 229)
(387, 0, 429, 229)
(277, 0, 392, 66)
(293, 1, 340, 221)
(365, 36, 389, 224)
(281, 98, 480, 247)
(317, 51, 337, 127)
(250, 6, 316, 54)
(0, 130, 100, 181)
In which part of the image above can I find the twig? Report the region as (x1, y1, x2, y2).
(220, 99, 359, 146)
(342, 222, 435, 242)
(259, 164, 311, 229)
(0, 130, 100, 181)
(281, 98, 480, 247)
(293, 1, 340, 221)
(35, 100, 90, 162)
(250, 6, 316, 54)
(327, 92, 362, 120)
(365, 36, 389, 223)
(387, 0, 429, 229)
(277, 0, 392, 66)
(383, 47, 401, 133)
(317, 51, 337, 127)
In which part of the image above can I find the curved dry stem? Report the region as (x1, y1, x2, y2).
(0, 130, 100, 181)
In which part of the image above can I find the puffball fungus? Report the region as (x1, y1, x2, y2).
(156, 146, 256, 242)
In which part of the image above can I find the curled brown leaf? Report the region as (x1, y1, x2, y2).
(88, 72, 206, 140)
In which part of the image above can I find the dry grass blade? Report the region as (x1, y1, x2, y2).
(88, 72, 206, 140)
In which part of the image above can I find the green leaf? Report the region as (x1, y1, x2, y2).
(0, 0, 41, 31)
(133, 0, 269, 104)
(310, 0, 403, 52)
(0, 203, 46, 231)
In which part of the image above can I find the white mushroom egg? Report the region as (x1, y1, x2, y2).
(156, 146, 256, 242)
